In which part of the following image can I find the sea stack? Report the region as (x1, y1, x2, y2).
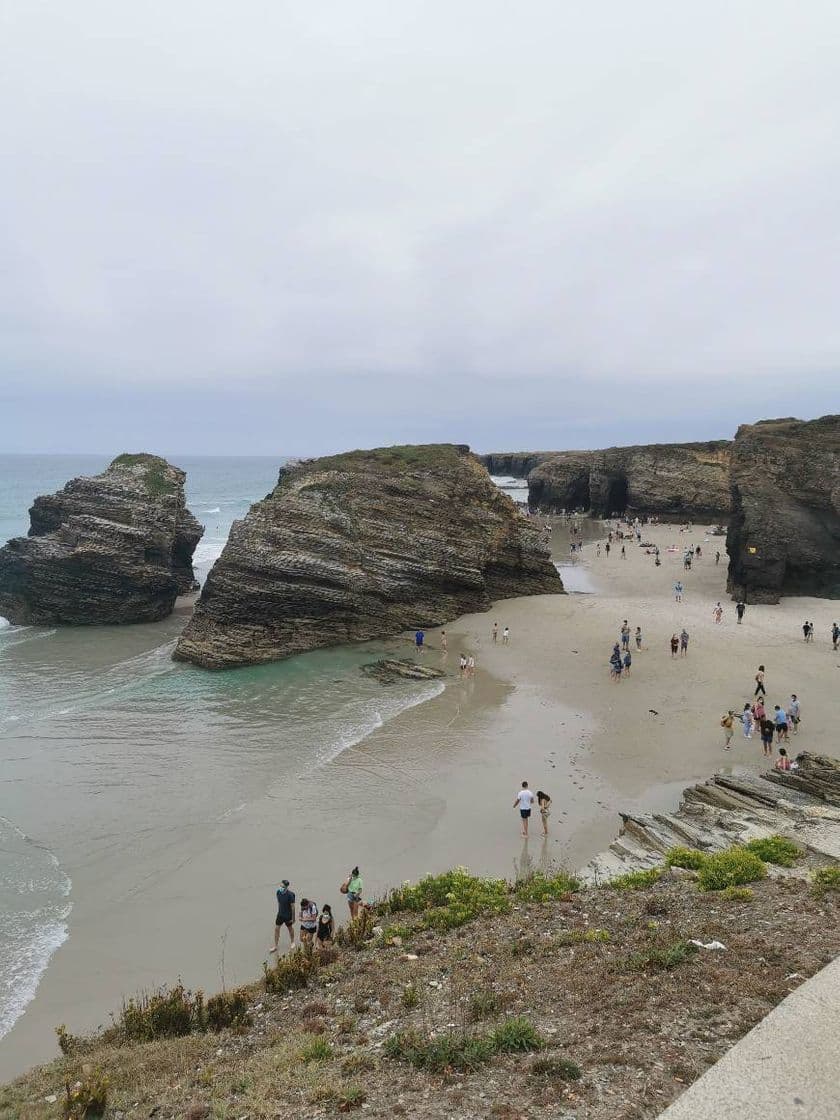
(0, 454, 204, 625)
(174, 443, 563, 669)
(726, 416, 840, 603)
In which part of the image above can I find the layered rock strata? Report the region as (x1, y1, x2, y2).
(528, 441, 732, 519)
(581, 752, 840, 883)
(175, 444, 563, 669)
(480, 452, 552, 477)
(0, 454, 203, 625)
(726, 416, 840, 603)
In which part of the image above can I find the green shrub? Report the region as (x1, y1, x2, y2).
(627, 940, 698, 971)
(468, 990, 501, 1021)
(530, 1056, 582, 1081)
(62, 1068, 108, 1119)
(400, 984, 420, 1010)
(722, 886, 754, 902)
(117, 983, 204, 1042)
(384, 1029, 495, 1072)
(335, 908, 376, 949)
(555, 927, 610, 946)
(299, 1036, 334, 1063)
(812, 867, 840, 896)
(492, 1017, 545, 1053)
(606, 867, 662, 890)
(665, 846, 708, 870)
(698, 848, 767, 891)
(336, 1085, 367, 1110)
(263, 948, 319, 994)
(382, 868, 510, 931)
(206, 988, 251, 1031)
(745, 835, 802, 867)
(514, 870, 580, 903)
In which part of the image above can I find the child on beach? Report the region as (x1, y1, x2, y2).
(775, 747, 792, 771)
(741, 703, 754, 739)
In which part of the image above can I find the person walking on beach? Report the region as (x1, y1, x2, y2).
(715, 550, 721, 565)
(502, 626, 510, 645)
(492, 622, 499, 643)
(620, 621, 630, 650)
(514, 781, 535, 837)
(787, 694, 801, 735)
(467, 654, 475, 676)
(773, 705, 789, 743)
(622, 649, 632, 676)
(670, 634, 679, 658)
(807, 621, 815, 642)
(754, 665, 766, 697)
(679, 628, 689, 657)
(459, 654, 467, 676)
(721, 710, 735, 750)
(802, 620, 810, 642)
(415, 629, 425, 651)
(635, 626, 642, 650)
(270, 879, 296, 953)
(741, 703, 754, 740)
(596, 543, 602, 557)
(605, 541, 611, 557)
(833, 622, 840, 650)
(760, 716, 775, 758)
(299, 897, 318, 947)
(752, 696, 765, 726)
(342, 867, 364, 920)
(736, 601, 746, 624)
(440, 630, 447, 652)
(621, 545, 626, 559)
(316, 903, 334, 949)
(537, 789, 552, 836)
(713, 602, 723, 624)
(674, 581, 683, 603)
(610, 644, 623, 681)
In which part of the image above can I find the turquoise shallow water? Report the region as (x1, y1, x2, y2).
(0, 455, 443, 1045)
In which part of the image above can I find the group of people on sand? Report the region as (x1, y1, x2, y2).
(609, 618, 642, 678)
(512, 781, 551, 837)
(270, 866, 364, 954)
(802, 619, 840, 646)
(719, 664, 802, 768)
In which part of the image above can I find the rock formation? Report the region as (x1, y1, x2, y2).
(0, 454, 203, 625)
(361, 658, 447, 685)
(726, 416, 840, 603)
(174, 443, 563, 669)
(480, 452, 552, 477)
(525, 441, 732, 519)
(581, 752, 840, 883)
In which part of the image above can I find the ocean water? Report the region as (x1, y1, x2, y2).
(0, 455, 444, 1047)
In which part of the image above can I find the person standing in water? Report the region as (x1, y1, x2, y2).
(537, 790, 552, 836)
(513, 781, 535, 837)
(270, 879, 296, 954)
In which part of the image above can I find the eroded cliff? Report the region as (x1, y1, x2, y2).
(174, 444, 563, 669)
(526, 441, 731, 519)
(0, 454, 203, 625)
(726, 416, 840, 602)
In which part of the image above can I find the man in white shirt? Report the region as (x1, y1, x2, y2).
(513, 781, 535, 837)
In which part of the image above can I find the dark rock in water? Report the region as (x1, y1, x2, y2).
(361, 658, 447, 684)
(174, 443, 563, 669)
(726, 416, 840, 603)
(0, 454, 204, 625)
(527, 442, 732, 520)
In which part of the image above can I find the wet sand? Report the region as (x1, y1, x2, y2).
(3, 520, 839, 1079)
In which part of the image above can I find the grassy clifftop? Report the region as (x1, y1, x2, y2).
(3, 859, 839, 1120)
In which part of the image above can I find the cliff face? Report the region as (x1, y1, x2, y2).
(0, 454, 203, 625)
(527, 441, 732, 519)
(174, 444, 563, 669)
(479, 452, 552, 477)
(727, 416, 840, 603)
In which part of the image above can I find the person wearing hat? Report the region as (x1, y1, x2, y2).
(269, 878, 296, 953)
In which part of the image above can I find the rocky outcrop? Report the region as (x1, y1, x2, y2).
(174, 443, 563, 669)
(581, 752, 840, 883)
(479, 452, 552, 477)
(361, 658, 447, 684)
(726, 416, 840, 603)
(0, 454, 203, 625)
(527, 441, 732, 519)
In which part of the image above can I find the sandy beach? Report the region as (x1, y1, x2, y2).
(2, 519, 839, 1079)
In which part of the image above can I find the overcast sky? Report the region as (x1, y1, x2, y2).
(2, 1, 838, 455)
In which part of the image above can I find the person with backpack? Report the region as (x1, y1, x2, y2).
(299, 897, 319, 946)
